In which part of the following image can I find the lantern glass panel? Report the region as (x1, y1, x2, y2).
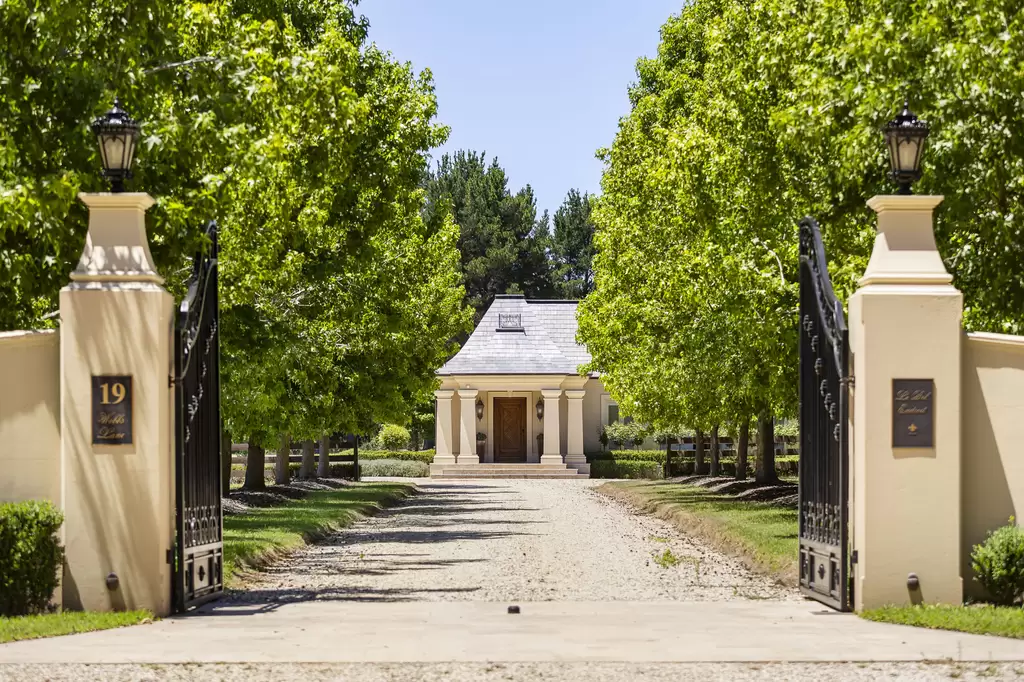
(101, 134, 127, 171)
(885, 134, 901, 172)
(897, 137, 922, 174)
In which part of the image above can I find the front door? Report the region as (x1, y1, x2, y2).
(494, 398, 527, 463)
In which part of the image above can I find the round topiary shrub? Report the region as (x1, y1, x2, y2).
(971, 517, 1024, 606)
(377, 424, 411, 452)
(0, 500, 65, 616)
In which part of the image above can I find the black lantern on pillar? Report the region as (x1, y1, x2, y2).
(90, 98, 141, 193)
(475, 399, 484, 420)
(882, 101, 929, 195)
(536, 399, 544, 421)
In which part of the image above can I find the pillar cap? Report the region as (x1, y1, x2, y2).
(457, 388, 479, 397)
(434, 389, 455, 399)
(859, 194, 952, 287)
(72, 192, 162, 285)
(541, 389, 563, 399)
(564, 390, 586, 399)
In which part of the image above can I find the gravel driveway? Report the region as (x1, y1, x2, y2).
(235, 479, 795, 603)
(5, 480, 1024, 682)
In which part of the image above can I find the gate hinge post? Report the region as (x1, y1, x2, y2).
(166, 548, 174, 565)
(851, 550, 858, 564)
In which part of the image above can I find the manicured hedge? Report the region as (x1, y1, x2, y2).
(589, 450, 666, 463)
(360, 459, 430, 478)
(0, 501, 64, 616)
(586, 451, 800, 477)
(357, 449, 434, 464)
(590, 460, 664, 480)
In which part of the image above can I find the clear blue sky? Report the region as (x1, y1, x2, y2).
(360, 0, 683, 217)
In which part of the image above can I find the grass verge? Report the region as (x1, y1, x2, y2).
(599, 480, 798, 586)
(0, 610, 152, 644)
(862, 604, 1024, 639)
(224, 481, 415, 586)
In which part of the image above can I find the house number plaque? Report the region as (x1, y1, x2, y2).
(892, 379, 933, 448)
(92, 375, 133, 445)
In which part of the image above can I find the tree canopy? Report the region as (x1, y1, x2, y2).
(578, 0, 1024, 445)
(423, 150, 555, 316)
(551, 189, 597, 299)
(1, 0, 472, 445)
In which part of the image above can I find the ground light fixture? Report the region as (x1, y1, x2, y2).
(476, 399, 484, 420)
(882, 101, 930, 195)
(536, 399, 544, 421)
(90, 98, 141, 193)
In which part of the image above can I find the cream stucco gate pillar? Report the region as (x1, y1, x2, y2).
(59, 192, 175, 616)
(849, 194, 963, 611)
(565, 390, 586, 468)
(433, 390, 456, 466)
(457, 388, 480, 464)
(541, 389, 563, 465)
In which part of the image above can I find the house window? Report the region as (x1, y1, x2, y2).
(607, 403, 618, 425)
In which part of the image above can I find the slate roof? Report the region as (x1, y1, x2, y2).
(438, 294, 593, 376)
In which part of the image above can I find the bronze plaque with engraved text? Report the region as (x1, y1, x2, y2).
(92, 375, 133, 445)
(892, 379, 933, 448)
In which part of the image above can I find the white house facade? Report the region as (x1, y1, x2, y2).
(432, 294, 610, 477)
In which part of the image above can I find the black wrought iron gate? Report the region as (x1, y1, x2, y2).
(173, 221, 224, 612)
(798, 217, 851, 611)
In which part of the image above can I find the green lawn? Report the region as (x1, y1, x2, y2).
(223, 481, 415, 585)
(600, 480, 799, 584)
(862, 604, 1024, 639)
(0, 610, 152, 643)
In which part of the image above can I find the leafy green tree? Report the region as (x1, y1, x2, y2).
(423, 150, 554, 316)
(551, 189, 597, 299)
(1, 0, 472, 490)
(581, 0, 1024, 485)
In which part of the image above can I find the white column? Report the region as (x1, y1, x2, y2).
(565, 390, 586, 468)
(433, 390, 456, 465)
(541, 389, 563, 465)
(458, 389, 480, 464)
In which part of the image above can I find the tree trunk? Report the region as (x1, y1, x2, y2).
(220, 430, 232, 496)
(709, 424, 720, 477)
(243, 441, 266, 491)
(695, 428, 707, 475)
(318, 433, 331, 478)
(736, 419, 750, 481)
(353, 435, 361, 482)
(755, 413, 778, 484)
(300, 439, 315, 479)
(275, 433, 290, 485)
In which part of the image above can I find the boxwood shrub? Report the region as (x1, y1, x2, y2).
(0, 500, 64, 616)
(971, 518, 1024, 606)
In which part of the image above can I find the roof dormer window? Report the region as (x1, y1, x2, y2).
(496, 313, 524, 332)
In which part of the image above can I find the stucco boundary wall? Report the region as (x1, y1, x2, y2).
(0, 329, 63, 608)
(0, 329, 62, 507)
(961, 331, 1024, 600)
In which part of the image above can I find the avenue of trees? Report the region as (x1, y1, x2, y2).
(1, 0, 473, 488)
(578, 0, 1024, 481)
(1, 0, 600, 489)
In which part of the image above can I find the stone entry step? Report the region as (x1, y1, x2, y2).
(429, 463, 590, 479)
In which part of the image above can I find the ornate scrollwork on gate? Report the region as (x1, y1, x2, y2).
(173, 221, 224, 612)
(798, 216, 851, 612)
